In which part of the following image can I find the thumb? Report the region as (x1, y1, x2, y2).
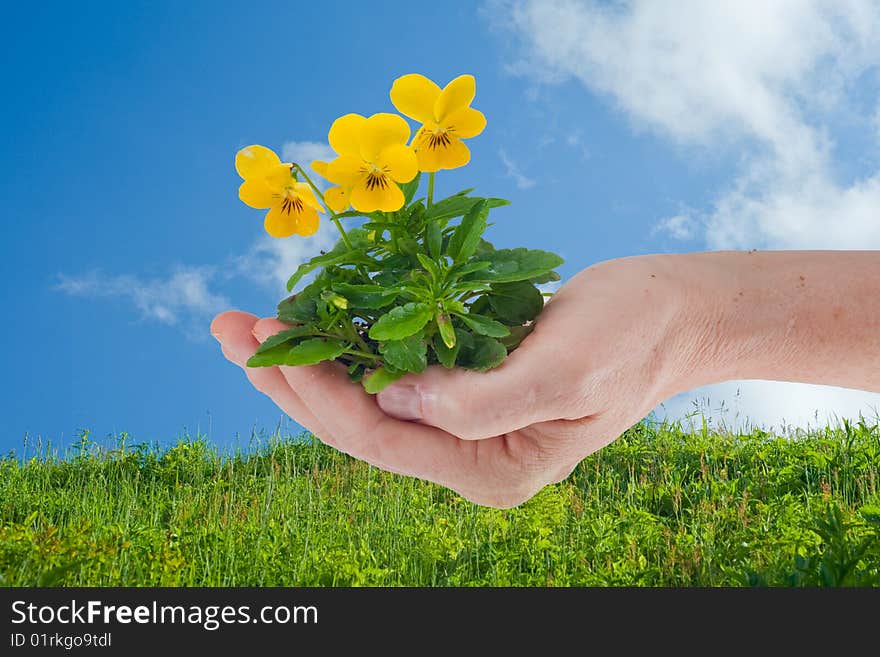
(376, 342, 573, 440)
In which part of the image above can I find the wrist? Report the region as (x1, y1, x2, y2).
(662, 251, 777, 392)
(629, 252, 742, 399)
(664, 250, 880, 394)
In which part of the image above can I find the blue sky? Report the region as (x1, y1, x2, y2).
(3, 1, 880, 453)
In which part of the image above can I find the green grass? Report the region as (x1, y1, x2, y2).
(1, 420, 879, 586)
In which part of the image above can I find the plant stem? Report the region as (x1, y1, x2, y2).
(293, 163, 373, 281)
(340, 315, 371, 352)
(344, 347, 382, 361)
(293, 164, 353, 250)
(330, 215, 353, 250)
(427, 172, 435, 208)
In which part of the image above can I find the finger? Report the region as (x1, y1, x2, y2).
(211, 311, 331, 442)
(251, 317, 533, 506)
(376, 323, 578, 440)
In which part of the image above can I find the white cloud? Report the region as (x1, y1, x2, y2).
(495, 0, 880, 427)
(56, 267, 229, 338)
(497, 0, 880, 248)
(234, 223, 338, 294)
(656, 381, 880, 433)
(498, 148, 536, 189)
(58, 141, 350, 335)
(654, 213, 696, 241)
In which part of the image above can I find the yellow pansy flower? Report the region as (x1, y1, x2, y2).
(390, 73, 486, 172)
(318, 113, 418, 213)
(310, 160, 351, 213)
(235, 145, 324, 238)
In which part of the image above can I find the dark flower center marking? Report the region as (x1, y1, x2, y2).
(362, 165, 391, 191)
(281, 196, 304, 215)
(425, 130, 452, 150)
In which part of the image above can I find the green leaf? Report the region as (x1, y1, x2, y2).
(424, 195, 481, 222)
(400, 172, 421, 205)
(416, 253, 442, 283)
(331, 283, 398, 309)
(500, 323, 534, 349)
(277, 282, 321, 323)
(248, 326, 318, 366)
(246, 343, 296, 367)
(426, 220, 442, 259)
(454, 312, 510, 338)
(531, 270, 561, 284)
(472, 248, 564, 283)
(286, 249, 374, 292)
(363, 367, 406, 394)
(397, 237, 424, 263)
(436, 312, 456, 348)
(447, 199, 489, 263)
(347, 361, 366, 383)
(486, 198, 511, 209)
(447, 260, 490, 281)
(460, 334, 507, 371)
(368, 302, 433, 341)
(252, 325, 315, 353)
(475, 238, 495, 257)
(488, 281, 545, 324)
(381, 334, 427, 373)
(433, 330, 462, 368)
(282, 338, 348, 366)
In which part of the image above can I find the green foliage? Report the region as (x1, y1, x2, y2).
(488, 281, 545, 325)
(369, 303, 433, 341)
(2, 421, 879, 586)
(362, 367, 406, 394)
(248, 178, 563, 393)
(380, 333, 428, 373)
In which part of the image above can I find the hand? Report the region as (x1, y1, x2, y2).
(212, 250, 880, 507)
(211, 255, 697, 507)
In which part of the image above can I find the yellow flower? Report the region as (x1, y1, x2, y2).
(316, 113, 418, 213)
(235, 145, 324, 238)
(390, 73, 486, 172)
(310, 160, 351, 213)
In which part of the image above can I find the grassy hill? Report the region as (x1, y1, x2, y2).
(1, 420, 879, 586)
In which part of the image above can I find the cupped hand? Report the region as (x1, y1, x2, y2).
(211, 255, 699, 508)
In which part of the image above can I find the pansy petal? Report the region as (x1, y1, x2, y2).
(235, 145, 282, 179)
(323, 186, 350, 213)
(390, 73, 442, 123)
(264, 202, 297, 238)
(416, 136, 470, 172)
(264, 163, 294, 190)
(434, 75, 476, 122)
(326, 154, 364, 186)
(293, 182, 325, 213)
(294, 207, 320, 236)
(350, 178, 405, 213)
(238, 179, 277, 209)
(328, 114, 367, 157)
(311, 160, 330, 179)
(445, 106, 486, 139)
(263, 164, 293, 192)
(377, 143, 418, 183)
(360, 113, 411, 162)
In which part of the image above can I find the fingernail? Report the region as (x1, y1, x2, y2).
(211, 331, 222, 343)
(377, 384, 422, 421)
(251, 326, 270, 343)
